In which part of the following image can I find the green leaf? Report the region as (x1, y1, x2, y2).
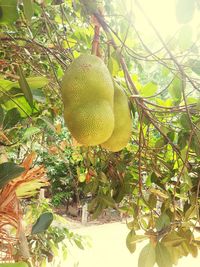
(102, 195, 116, 208)
(23, 0, 34, 22)
(0, 162, 25, 189)
(74, 238, 84, 250)
(138, 243, 156, 267)
(155, 137, 167, 148)
(91, 202, 104, 219)
(156, 243, 173, 267)
(178, 130, 188, 150)
(140, 82, 158, 97)
(3, 108, 21, 129)
(10, 76, 49, 90)
(38, 117, 56, 132)
(23, 127, 41, 140)
(176, 0, 195, 24)
(0, 0, 18, 25)
(156, 213, 170, 232)
(18, 66, 34, 108)
(178, 25, 193, 51)
(32, 89, 46, 103)
(3, 96, 33, 117)
(31, 212, 53, 234)
(126, 230, 136, 253)
(108, 52, 120, 76)
(191, 135, 200, 156)
(0, 105, 4, 126)
(189, 59, 200, 75)
(148, 193, 157, 209)
(180, 114, 191, 130)
(16, 179, 48, 198)
(162, 231, 186, 247)
(26, 77, 49, 89)
(0, 79, 14, 91)
(168, 77, 182, 102)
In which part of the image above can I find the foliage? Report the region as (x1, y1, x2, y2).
(24, 199, 87, 267)
(1, 0, 200, 266)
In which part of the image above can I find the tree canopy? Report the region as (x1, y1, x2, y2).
(1, 0, 200, 266)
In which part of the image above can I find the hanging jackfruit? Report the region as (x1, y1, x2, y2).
(61, 54, 114, 146)
(101, 83, 132, 152)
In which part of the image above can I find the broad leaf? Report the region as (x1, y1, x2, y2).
(23, 127, 41, 140)
(0, 162, 25, 189)
(18, 66, 34, 108)
(0, 0, 18, 24)
(156, 243, 173, 267)
(189, 59, 200, 75)
(162, 231, 186, 247)
(31, 212, 53, 234)
(176, 0, 195, 24)
(3, 108, 21, 129)
(178, 25, 193, 51)
(156, 213, 170, 232)
(168, 77, 182, 103)
(180, 114, 191, 130)
(126, 230, 136, 253)
(140, 82, 158, 97)
(138, 243, 156, 267)
(23, 0, 34, 22)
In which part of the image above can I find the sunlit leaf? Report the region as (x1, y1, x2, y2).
(139, 82, 158, 97)
(156, 243, 173, 267)
(168, 77, 182, 102)
(23, 0, 34, 22)
(176, 0, 195, 24)
(23, 127, 41, 140)
(0, 0, 18, 24)
(126, 230, 136, 253)
(138, 243, 156, 267)
(178, 25, 193, 51)
(189, 59, 200, 75)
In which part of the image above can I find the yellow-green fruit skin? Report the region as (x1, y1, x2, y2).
(61, 54, 114, 146)
(0, 262, 28, 267)
(101, 84, 132, 152)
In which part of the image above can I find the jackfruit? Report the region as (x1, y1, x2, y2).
(61, 54, 114, 146)
(101, 83, 132, 152)
(0, 262, 28, 267)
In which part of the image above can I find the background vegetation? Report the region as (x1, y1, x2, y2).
(1, 0, 200, 266)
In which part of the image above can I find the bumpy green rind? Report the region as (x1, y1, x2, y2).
(101, 84, 132, 152)
(61, 54, 114, 146)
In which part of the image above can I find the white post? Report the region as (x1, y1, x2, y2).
(81, 203, 88, 224)
(39, 188, 45, 199)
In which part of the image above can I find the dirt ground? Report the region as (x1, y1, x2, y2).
(63, 220, 200, 267)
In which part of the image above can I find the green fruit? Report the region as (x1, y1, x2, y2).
(61, 54, 114, 146)
(101, 84, 132, 152)
(0, 262, 28, 267)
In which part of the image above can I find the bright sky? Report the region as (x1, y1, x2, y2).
(130, 0, 199, 40)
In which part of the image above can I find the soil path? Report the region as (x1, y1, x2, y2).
(65, 221, 200, 267)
